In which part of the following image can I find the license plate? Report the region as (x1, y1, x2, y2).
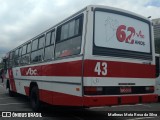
(120, 87, 132, 93)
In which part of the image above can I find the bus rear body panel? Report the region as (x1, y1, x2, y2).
(82, 6, 157, 106)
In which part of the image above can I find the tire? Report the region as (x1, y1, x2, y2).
(30, 86, 41, 111)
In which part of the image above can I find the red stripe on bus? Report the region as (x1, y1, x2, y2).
(39, 89, 83, 106)
(141, 94, 158, 103)
(41, 60, 82, 76)
(121, 96, 139, 104)
(20, 60, 155, 78)
(83, 96, 118, 106)
(24, 86, 82, 106)
(8, 69, 17, 92)
(24, 87, 157, 106)
(84, 60, 155, 78)
(20, 60, 82, 76)
(83, 94, 158, 107)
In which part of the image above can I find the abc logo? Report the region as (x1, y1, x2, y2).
(26, 68, 38, 76)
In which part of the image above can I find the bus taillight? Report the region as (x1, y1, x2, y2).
(145, 86, 154, 92)
(84, 87, 103, 95)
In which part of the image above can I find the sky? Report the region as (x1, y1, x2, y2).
(0, 0, 160, 59)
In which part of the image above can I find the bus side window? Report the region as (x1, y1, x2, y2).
(44, 31, 55, 61)
(21, 43, 31, 65)
(9, 51, 14, 68)
(14, 48, 19, 66)
(156, 56, 160, 78)
(31, 39, 39, 63)
(3, 58, 8, 73)
(31, 36, 45, 63)
(55, 15, 83, 58)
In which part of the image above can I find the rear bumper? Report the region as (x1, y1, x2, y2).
(83, 94, 158, 107)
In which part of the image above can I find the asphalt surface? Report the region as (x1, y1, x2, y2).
(0, 82, 160, 120)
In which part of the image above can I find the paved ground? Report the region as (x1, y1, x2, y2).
(0, 82, 160, 120)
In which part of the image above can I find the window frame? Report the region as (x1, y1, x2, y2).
(27, 42, 31, 54)
(93, 8, 152, 60)
(30, 35, 45, 63)
(19, 47, 22, 57)
(8, 51, 14, 68)
(38, 35, 45, 49)
(22, 45, 27, 55)
(6, 13, 84, 66)
(9, 51, 14, 60)
(55, 14, 83, 59)
(31, 39, 38, 52)
(45, 32, 52, 47)
(13, 48, 20, 66)
(56, 14, 83, 43)
(15, 49, 19, 58)
(44, 29, 55, 61)
(20, 42, 31, 65)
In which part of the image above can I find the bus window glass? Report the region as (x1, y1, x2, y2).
(60, 26, 65, 40)
(22, 45, 27, 55)
(55, 36, 81, 58)
(51, 31, 55, 44)
(60, 18, 81, 42)
(75, 19, 79, 35)
(55, 17, 82, 58)
(32, 39, 38, 51)
(9, 51, 14, 67)
(14, 49, 19, 66)
(27, 43, 31, 53)
(19, 47, 22, 57)
(31, 49, 44, 62)
(10, 52, 13, 60)
(55, 16, 82, 58)
(63, 24, 69, 40)
(68, 20, 75, 38)
(39, 36, 45, 49)
(46, 32, 51, 46)
(93, 10, 151, 60)
(44, 46, 54, 60)
(15, 49, 19, 58)
(21, 54, 30, 65)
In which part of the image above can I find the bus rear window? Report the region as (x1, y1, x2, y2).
(93, 9, 152, 60)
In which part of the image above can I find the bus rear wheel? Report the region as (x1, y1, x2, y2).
(30, 86, 41, 111)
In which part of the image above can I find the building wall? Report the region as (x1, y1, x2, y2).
(153, 18, 160, 39)
(153, 18, 160, 54)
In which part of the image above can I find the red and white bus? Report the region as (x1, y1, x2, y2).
(2, 5, 157, 111)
